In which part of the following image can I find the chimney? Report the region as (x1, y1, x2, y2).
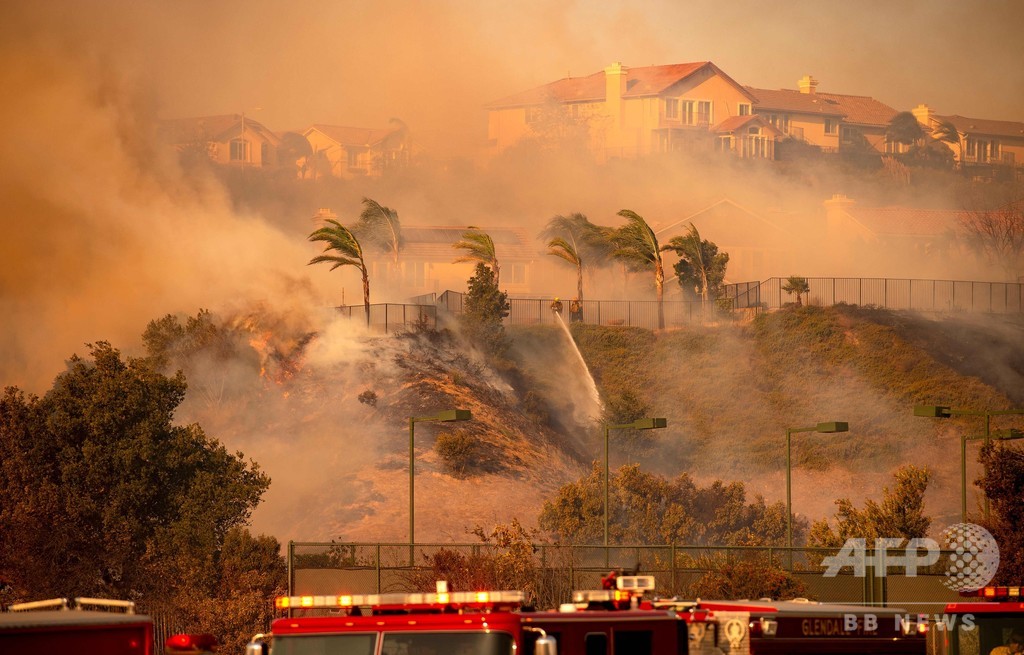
(604, 62, 628, 119)
(912, 104, 933, 126)
(312, 207, 337, 224)
(823, 194, 855, 235)
(798, 75, 818, 94)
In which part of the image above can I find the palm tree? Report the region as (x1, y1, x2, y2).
(354, 197, 402, 272)
(611, 209, 666, 329)
(453, 227, 500, 286)
(308, 219, 370, 325)
(781, 275, 810, 307)
(932, 119, 966, 173)
(886, 111, 924, 152)
(663, 223, 730, 306)
(540, 213, 608, 301)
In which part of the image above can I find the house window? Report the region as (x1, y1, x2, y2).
(525, 106, 540, 124)
(347, 148, 359, 168)
(738, 103, 751, 116)
(824, 119, 838, 135)
(511, 263, 526, 284)
(683, 100, 712, 126)
(747, 126, 761, 135)
(665, 98, 679, 119)
(230, 139, 250, 162)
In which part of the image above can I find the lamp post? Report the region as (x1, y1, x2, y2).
(409, 409, 471, 563)
(914, 405, 1024, 520)
(786, 421, 848, 567)
(603, 418, 667, 549)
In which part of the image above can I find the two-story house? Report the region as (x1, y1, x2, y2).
(485, 61, 775, 161)
(912, 104, 1024, 180)
(158, 113, 281, 167)
(302, 123, 409, 179)
(746, 76, 898, 155)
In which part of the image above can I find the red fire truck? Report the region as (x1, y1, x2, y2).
(929, 586, 1024, 655)
(0, 597, 217, 655)
(652, 597, 927, 655)
(0, 597, 155, 655)
(247, 575, 927, 655)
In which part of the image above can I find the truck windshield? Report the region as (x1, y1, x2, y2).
(381, 631, 515, 655)
(272, 633, 376, 655)
(944, 615, 1024, 655)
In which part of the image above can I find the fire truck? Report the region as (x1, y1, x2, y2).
(247, 575, 927, 655)
(929, 586, 1024, 655)
(0, 597, 216, 655)
(654, 597, 926, 655)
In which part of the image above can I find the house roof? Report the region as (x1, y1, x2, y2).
(486, 61, 754, 108)
(400, 226, 539, 262)
(158, 114, 280, 145)
(713, 114, 783, 137)
(841, 207, 960, 238)
(654, 198, 791, 249)
(936, 115, 1024, 140)
(745, 87, 898, 127)
(305, 124, 397, 147)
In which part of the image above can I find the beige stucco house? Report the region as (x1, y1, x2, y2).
(746, 76, 899, 156)
(912, 105, 1024, 180)
(485, 61, 773, 161)
(158, 114, 281, 167)
(302, 124, 409, 179)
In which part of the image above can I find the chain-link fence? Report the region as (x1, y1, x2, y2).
(287, 542, 965, 615)
(725, 277, 1024, 313)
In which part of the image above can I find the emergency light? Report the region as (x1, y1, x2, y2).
(275, 590, 525, 612)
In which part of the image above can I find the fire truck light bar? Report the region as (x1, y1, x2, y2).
(980, 586, 1022, 600)
(275, 590, 525, 610)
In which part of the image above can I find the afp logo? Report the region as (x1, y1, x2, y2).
(822, 523, 999, 592)
(940, 523, 1000, 592)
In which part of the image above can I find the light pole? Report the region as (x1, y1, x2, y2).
(603, 418, 667, 548)
(409, 409, 471, 563)
(914, 405, 1024, 520)
(786, 421, 848, 567)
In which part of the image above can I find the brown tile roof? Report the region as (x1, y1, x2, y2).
(486, 62, 753, 108)
(158, 114, 280, 145)
(745, 87, 845, 116)
(745, 88, 898, 127)
(713, 114, 783, 137)
(401, 226, 539, 262)
(817, 92, 898, 127)
(305, 125, 397, 147)
(937, 115, 1024, 140)
(844, 207, 960, 237)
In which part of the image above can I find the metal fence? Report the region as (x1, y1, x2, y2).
(335, 303, 438, 333)
(337, 277, 1022, 333)
(725, 277, 1024, 313)
(286, 542, 963, 614)
(438, 291, 733, 329)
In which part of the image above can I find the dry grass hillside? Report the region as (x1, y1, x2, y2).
(180, 305, 1024, 544)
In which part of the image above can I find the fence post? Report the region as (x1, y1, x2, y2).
(670, 543, 676, 594)
(376, 544, 381, 593)
(287, 540, 294, 618)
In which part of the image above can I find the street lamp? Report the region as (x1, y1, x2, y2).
(603, 418, 667, 548)
(786, 421, 849, 566)
(409, 409, 471, 562)
(914, 405, 1024, 520)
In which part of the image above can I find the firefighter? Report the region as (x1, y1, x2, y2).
(991, 632, 1024, 655)
(569, 298, 582, 323)
(550, 297, 563, 314)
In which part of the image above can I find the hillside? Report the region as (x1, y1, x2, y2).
(175, 305, 1024, 544)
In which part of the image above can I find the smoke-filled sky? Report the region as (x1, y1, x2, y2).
(2, 0, 1022, 392)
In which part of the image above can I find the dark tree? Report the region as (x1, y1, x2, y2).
(461, 262, 510, 357)
(0, 342, 270, 603)
(978, 442, 1024, 584)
